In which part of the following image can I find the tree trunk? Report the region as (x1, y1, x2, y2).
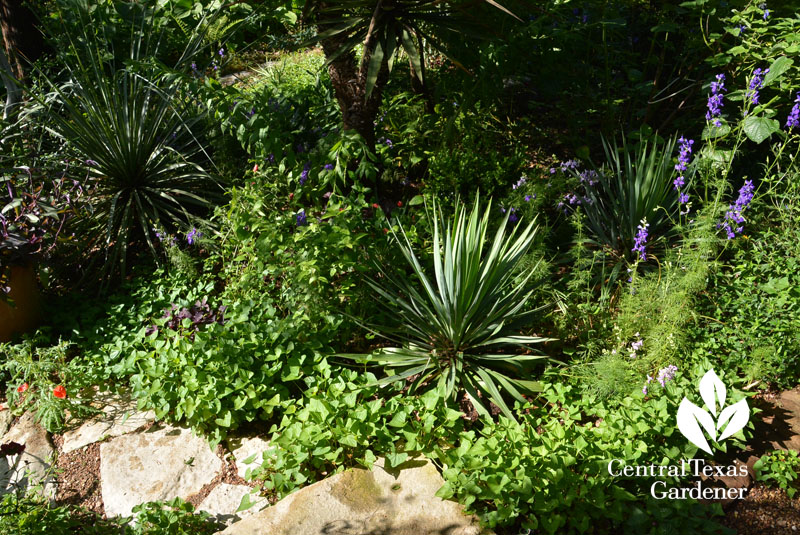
(0, 0, 45, 81)
(316, 4, 388, 151)
(319, 35, 387, 150)
(0, 45, 20, 119)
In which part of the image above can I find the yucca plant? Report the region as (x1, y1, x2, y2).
(31, 7, 219, 286)
(343, 197, 551, 420)
(577, 134, 681, 262)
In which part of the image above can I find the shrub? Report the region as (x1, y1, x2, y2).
(344, 196, 550, 420)
(33, 8, 218, 285)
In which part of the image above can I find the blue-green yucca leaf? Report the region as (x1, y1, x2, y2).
(341, 195, 553, 421)
(575, 134, 681, 264)
(30, 5, 223, 287)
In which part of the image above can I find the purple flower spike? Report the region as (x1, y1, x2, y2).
(632, 220, 649, 261)
(747, 68, 769, 106)
(706, 74, 726, 127)
(786, 92, 800, 129)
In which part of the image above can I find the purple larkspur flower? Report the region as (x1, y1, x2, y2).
(786, 92, 800, 129)
(747, 68, 769, 105)
(719, 180, 755, 239)
(299, 162, 311, 186)
(706, 74, 726, 127)
(186, 227, 202, 245)
(679, 192, 689, 204)
(657, 365, 678, 387)
(579, 169, 598, 185)
(219, 48, 225, 56)
(508, 207, 519, 223)
(512, 176, 527, 190)
(673, 137, 693, 188)
(632, 220, 649, 261)
(296, 210, 307, 226)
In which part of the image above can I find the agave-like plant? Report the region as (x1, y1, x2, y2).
(31, 7, 219, 285)
(343, 197, 551, 420)
(577, 134, 680, 261)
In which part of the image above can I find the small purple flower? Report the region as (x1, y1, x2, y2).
(524, 194, 533, 202)
(247, 108, 255, 118)
(508, 207, 519, 223)
(632, 220, 649, 261)
(267, 153, 275, 163)
(219, 48, 225, 57)
(296, 210, 307, 226)
(763, 9, 769, 20)
(656, 365, 678, 387)
(186, 227, 202, 245)
(385, 139, 393, 148)
(549, 168, 556, 174)
(747, 68, 769, 106)
(191, 62, 197, 71)
(323, 163, 334, 170)
(737, 24, 746, 35)
(299, 162, 311, 186)
(786, 92, 800, 129)
(679, 192, 689, 204)
(706, 74, 726, 127)
(512, 176, 527, 190)
(579, 170, 598, 185)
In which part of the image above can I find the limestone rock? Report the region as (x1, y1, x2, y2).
(229, 436, 270, 480)
(100, 424, 222, 517)
(217, 458, 485, 535)
(0, 410, 12, 437)
(198, 483, 266, 526)
(0, 412, 56, 499)
(61, 393, 155, 454)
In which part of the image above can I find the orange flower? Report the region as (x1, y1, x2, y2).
(53, 385, 67, 399)
(17, 383, 28, 393)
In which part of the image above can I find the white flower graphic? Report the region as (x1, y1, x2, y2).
(677, 369, 749, 455)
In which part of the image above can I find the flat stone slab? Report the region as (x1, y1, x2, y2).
(771, 389, 800, 451)
(198, 483, 266, 526)
(61, 394, 155, 454)
(0, 412, 56, 499)
(217, 458, 485, 535)
(229, 436, 270, 480)
(0, 410, 12, 437)
(100, 424, 223, 517)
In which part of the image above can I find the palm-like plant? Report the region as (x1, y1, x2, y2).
(33, 8, 218, 285)
(344, 197, 551, 420)
(577, 135, 680, 261)
(301, 0, 519, 147)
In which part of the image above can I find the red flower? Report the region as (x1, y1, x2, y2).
(252, 164, 259, 173)
(53, 385, 67, 399)
(289, 193, 294, 201)
(17, 383, 28, 393)
(372, 203, 380, 209)
(397, 201, 403, 207)
(383, 228, 389, 234)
